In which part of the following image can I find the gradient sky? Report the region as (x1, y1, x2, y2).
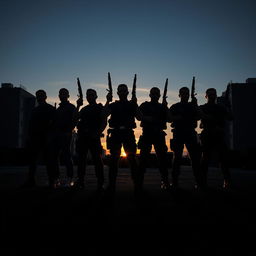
(1, 0, 256, 149)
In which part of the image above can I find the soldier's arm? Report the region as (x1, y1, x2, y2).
(47, 106, 56, 130)
(103, 103, 111, 117)
(198, 105, 212, 121)
(166, 107, 174, 122)
(76, 98, 83, 111)
(102, 92, 112, 118)
(71, 106, 80, 130)
(199, 106, 215, 126)
(194, 104, 205, 121)
(99, 105, 108, 134)
(101, 97, 112, 131)
(135, 106, 143, 121)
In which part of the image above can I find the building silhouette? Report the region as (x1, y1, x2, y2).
(219, 78, 256, 157)
(0, 83, 35, 149)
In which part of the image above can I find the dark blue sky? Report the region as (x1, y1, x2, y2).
(1, 0, 256, 105)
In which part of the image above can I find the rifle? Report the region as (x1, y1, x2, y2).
(162, 78, 168, 104)
(107, 72, 113, 102)
(77, 77, 83, 102)
(191, 76, 197, 101)
(131, 74, 137, 102)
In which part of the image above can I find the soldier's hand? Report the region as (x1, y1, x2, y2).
(162, 97, 168, 107)
(131, 96, 137, 104)
(76, 98, 83, 108)
(191, 97, 198, 105)
(106, 92, 113, 103)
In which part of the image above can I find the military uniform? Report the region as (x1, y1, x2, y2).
(138, 101, 169, 188)
(50, 101, 77, 184)
(76, 103, 104, 188)
(26, 102, 56, 185)
(200, 103, 232, 187)
(107, 100, 138, 191)
(169, 102, 201, 187)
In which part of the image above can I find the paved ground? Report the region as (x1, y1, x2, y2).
(0, 165, 256, 255)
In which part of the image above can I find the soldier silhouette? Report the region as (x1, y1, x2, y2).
(74, 89, 106, 191)
(169, 87, 202, 189)
(199, 88, 233, 189)
(49, 88, 78, 188)
(104, 84, 141, 194)
(138, 87, 170, 191)
(23, 90, 56, 188)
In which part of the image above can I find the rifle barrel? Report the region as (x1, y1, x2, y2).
(108, 72, 112, 93)
(77, 77, 83, 99)
(132, 74, 137, 93)
(162, 78, 168, 104)
(191, 76, 196, 99)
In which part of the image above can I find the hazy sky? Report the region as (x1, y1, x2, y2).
(1, 0, 256, 107)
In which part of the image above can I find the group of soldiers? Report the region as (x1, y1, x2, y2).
(23, 74, 233, 194)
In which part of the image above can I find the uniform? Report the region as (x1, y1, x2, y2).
(26, 102, 56, 185)
(107, 100, 138, 191)
(50, 101, 77, 184)
(200, 103, 232, 187)
(169, 102, 201, 187)
(76, 103, 104, 188)
(138, 101, 169, 188)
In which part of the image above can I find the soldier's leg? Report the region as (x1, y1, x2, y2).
(123, 130, 139, 187)
(219, 141, 231, 188)
(90, 138, 104, 190)
(199, 132, 213, 188)
(76, 137, 88, 187)
(200, 147, 211, 188)
(138, 135, 152, 189)
(185, 135, 202, 187)
(24, 139, 40, 187)
(47, 135, 62, 187)
(61, 134, 74, 179)
(154, 134, 169, 186)
(108, 133, 122, 192)
(43, 138, 56, 184)
(171, 140, 184, 187)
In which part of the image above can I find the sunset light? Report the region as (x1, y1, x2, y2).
(1, 1, 256, 254)
(121, 147, 127, 157)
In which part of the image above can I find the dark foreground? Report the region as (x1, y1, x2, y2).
(0, 165, 256, 255)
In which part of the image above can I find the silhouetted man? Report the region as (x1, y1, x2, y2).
(169, 87, 201, 189)
(200, 88, 232, 189)
(138, 87, 170, 190)
(49, 88, 78, 188)
(23, 90, 56, 187)
(75, 89, 106, 191)
(104, 84, 141, 194)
